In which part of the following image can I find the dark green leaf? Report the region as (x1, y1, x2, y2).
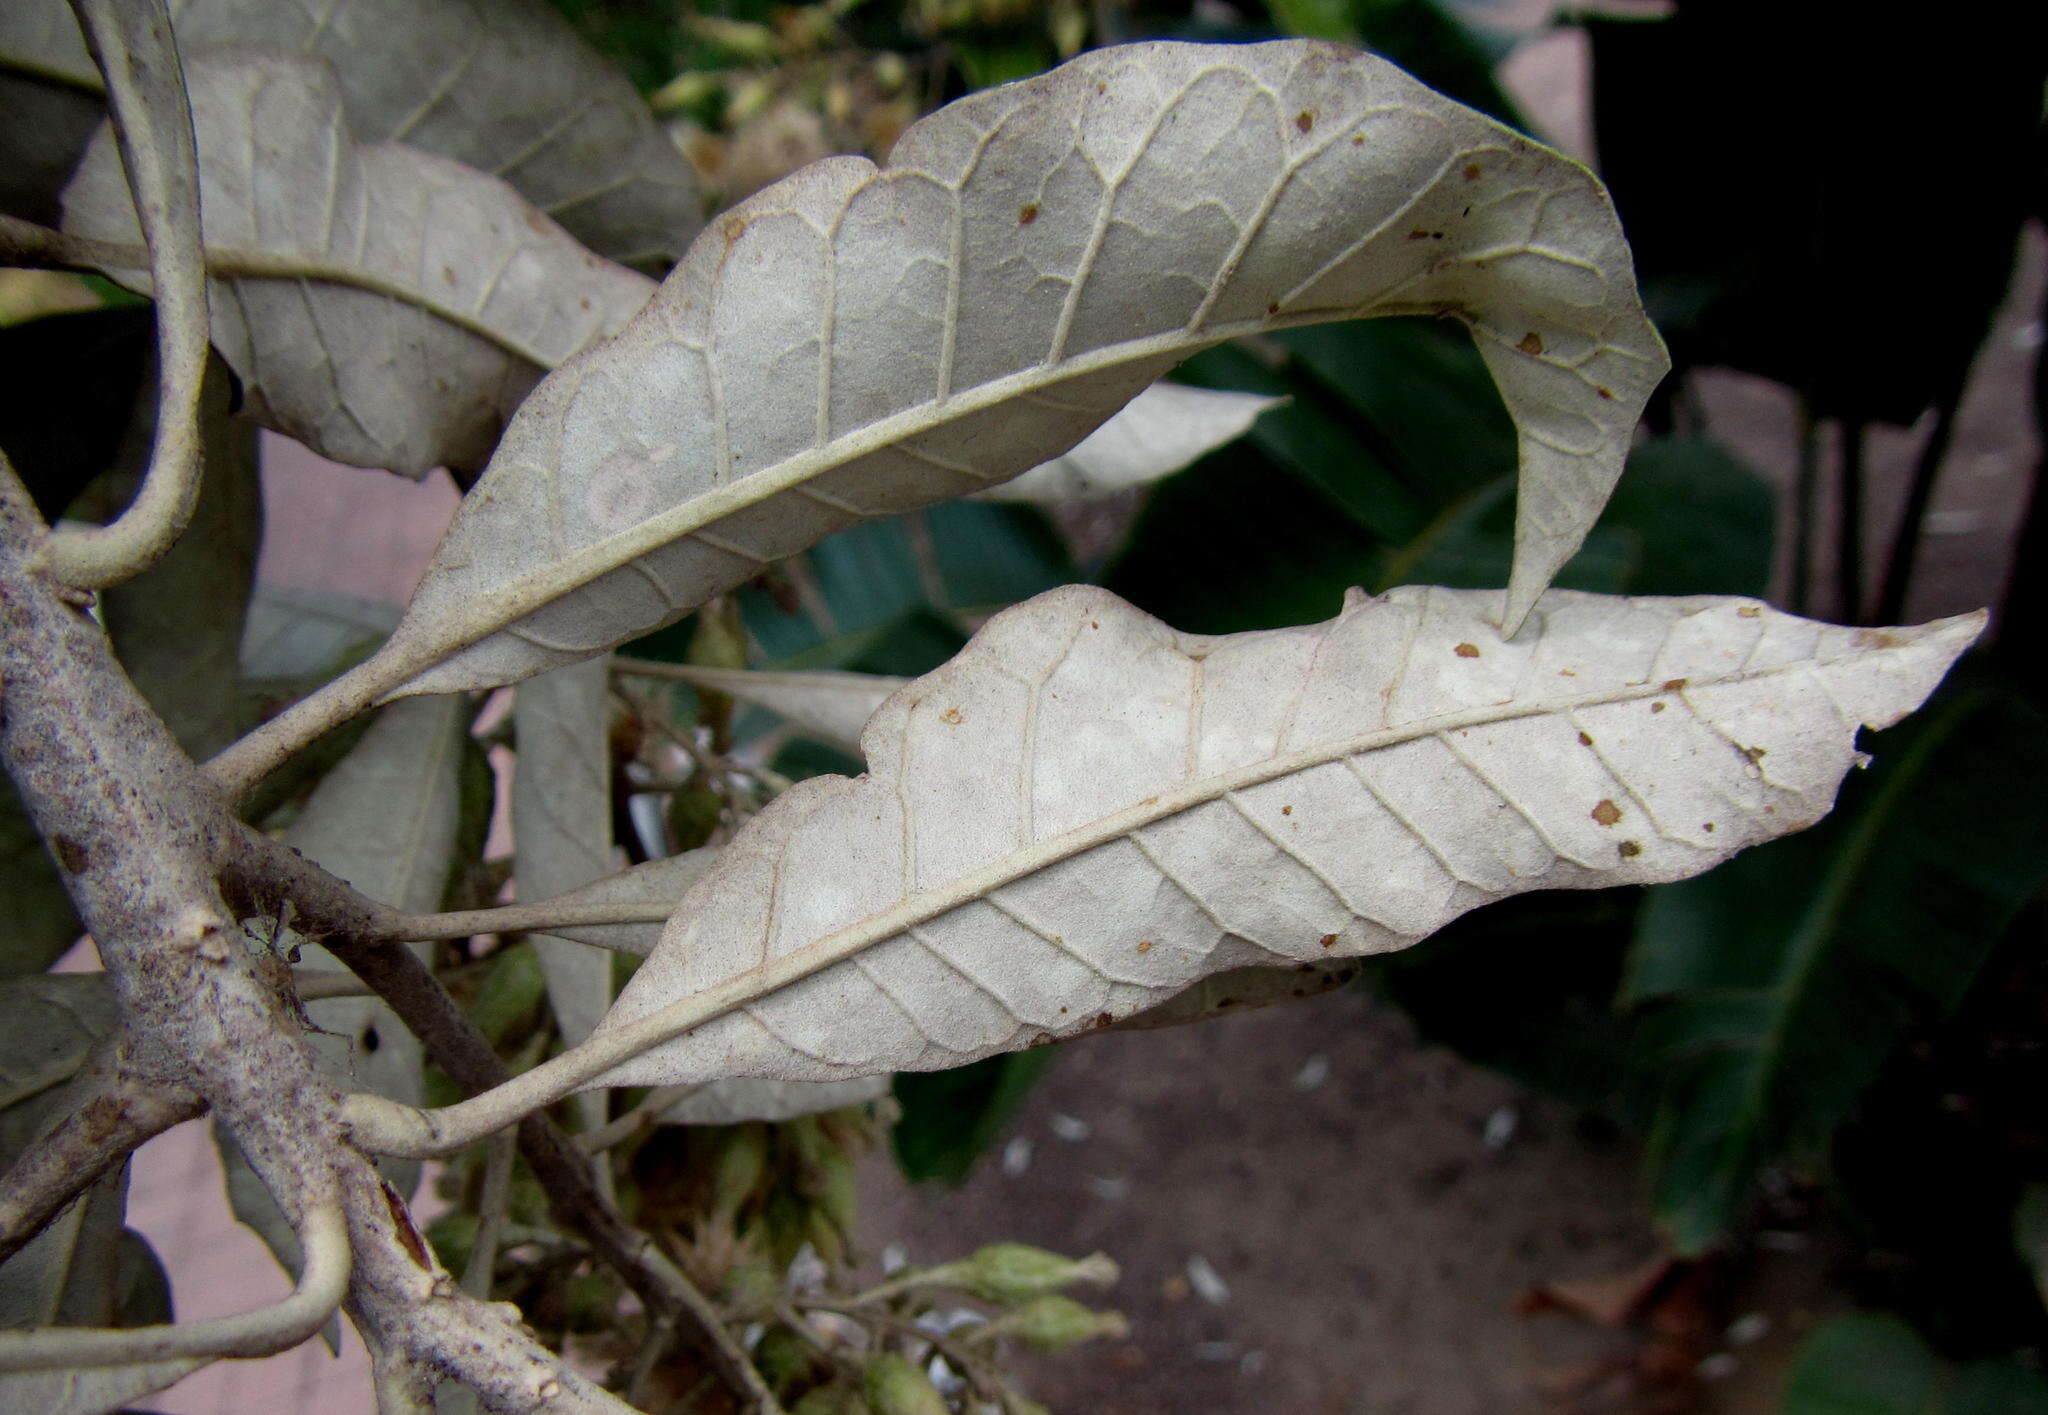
(1627, 677, 2048, 1252)
(1780, 1313, 2048, 1415)
(891, 1050, 1053, 1186)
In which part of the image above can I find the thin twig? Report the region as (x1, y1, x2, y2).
(0, 1059, 201, 1263)
(0, 1201, 349, 1370)
(39, 0, 209, 590)
(1877, 374, 1969, 626)
(1837, 418, 1869, 624)
(462, 1131, 519, 1299)
(577, 1084, 706, 1155)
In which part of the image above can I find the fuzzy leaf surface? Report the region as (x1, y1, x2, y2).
(389, 39, 1666, 696)
(5, 0, 702, 265)
(979, 382, 1284, 503)
(61, 51, 655, 475)
(593, 585, 1977, 1086)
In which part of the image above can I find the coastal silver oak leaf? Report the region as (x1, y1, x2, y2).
(61, 51, 656, 475)
(381, 38, 1667, 698)
(590, 584, 1980, 1088)
(979, 382, 1285, 504)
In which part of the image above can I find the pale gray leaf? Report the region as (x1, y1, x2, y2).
(103, 353, 260, 757)
(658, 1075, 890, 1126)
(384, 39, 1666, 697)
(62, 50, 656, 475)
(514, 659, 616, 1066)
(214, 1125, 340, 1352)
(0, 784, 82, 979)
(6, 0, 703, 266)
(647, 665, 907, 756)
(0, 9, 101, 223)
(239, 584, 399, 683)
(978, 382, 1283, 504)
(1112, 960, 1358, 1032)
(592, 585, 1979, 1087)
(540, 849, 718, 958)
(0, 975, 117, 1121)
(0, 1356, 206, 1415)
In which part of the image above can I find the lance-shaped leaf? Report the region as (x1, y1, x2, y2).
(591, 585, 1979, 1088)
(62, 51, 656, 476)
(637, 664, 908, 757)
(513, 659, 616, 1141)
(658, 1076, 892, 1127)
(526, 848, 718, 958)
(5, 0, 702, 266)
(383, 38, 1665, 698)
(979, 382, 1284, 504)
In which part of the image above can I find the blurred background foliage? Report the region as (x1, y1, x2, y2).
(572, 0, 2048, 1402)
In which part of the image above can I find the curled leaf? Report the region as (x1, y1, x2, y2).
(384, 38, 1665, 697)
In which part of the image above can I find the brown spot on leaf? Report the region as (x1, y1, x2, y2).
(1095, 1012, 1113, 1029)
(1454, 642, 1481, 658)
(1281, 805, 1293, 816)
(1136, 940, 1154, 954)
(1517, 331, 1545, 357)
(722, 215, 748, 244)
(1745, 745, 1768, 762)
(1703, 822, 1716, 832)
(1097, 82, 1107, 95)
(1854, 628, 1901, 649)
(1407, 229, 1432, 241)
(1662, 678, 1689, 692)
(1462, 162, 1482, 181)
(1596, 386, 1614, 400)
(1651, 702, 1667, 713)
(1737, 605, 1762, 618)
(52, 835, 89, 874)
(1018, 203, 1039, 225)
(1577, 731, 1594, 747)
(1320, 933, 1338, 948)
(1296, 110, 1315, 133)
(1266, 301, 1281, 316)
(1590, 799, 1623, 827)
(1618, 840, 1643, 858)
(1351, 133, 1365, 146)
(939, 706, 963, 725)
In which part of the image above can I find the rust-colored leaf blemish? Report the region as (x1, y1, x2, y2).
(1590, 799, 1623, 827)
(1854, 628, 1901, 649)
(1517, 331, 1545, 357)
(1454, 642, 1481, 658)
(1702, 822, 1716, 832)
(1662, 678, 1688, 692)
(1095, 1012, 1113, 1029)
(1462, 162, 1482, 182)
(1018, 203, 1039, 225)
(939, 706, 963, 725)
(1096, 82, 1107, 95)
(1266, 301, 1281, 316)
(722, 215, 748, 244)
(1319, 933, 1338, 948)
(52, 834, 89, 874)
(1744, 745, 1768, 762)
(1351, 133, 1364, 146)
(1281, 805, 1293, 816)
(1650, 702, 1666, 713)
(1136, 940, 1154, 954)
(1407, 229, 1431, 241)
(1089, 620, 1100, 629)
(1618, 840, 1643, 858)
(381, 1180, 432, 1270)
(1295, 110, 1315, 133)
(1737, 605, 1762, 618)
(1577, 731, 1594, 747)
(1596, 386, 1614, 400)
